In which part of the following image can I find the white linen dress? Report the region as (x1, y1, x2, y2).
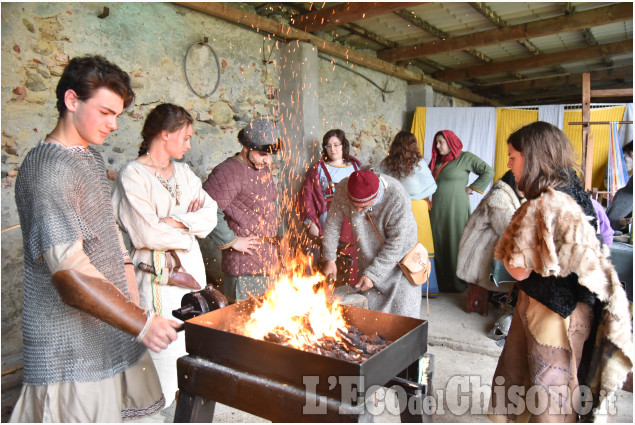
(112, 160, 217, 406)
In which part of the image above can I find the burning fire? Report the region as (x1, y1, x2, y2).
(240, 254, 346, 351)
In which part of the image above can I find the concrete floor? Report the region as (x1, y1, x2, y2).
(161, 292, 632, 423)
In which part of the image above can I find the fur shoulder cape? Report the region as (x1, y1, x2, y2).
(456, 180, 520, 289)
(494, 188, 633, 418)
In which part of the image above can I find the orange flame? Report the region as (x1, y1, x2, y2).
(241, 251, 346, 350)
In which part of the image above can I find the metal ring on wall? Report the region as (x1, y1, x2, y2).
(184, 38, 221, 98)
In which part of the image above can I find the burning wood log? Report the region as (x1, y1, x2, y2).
(336, 328, 364, 355)
(337, 327, 389, 356)
(261, 324, 392, 364)
(264, 332, 287, 344)
(336, 332, 364, 355)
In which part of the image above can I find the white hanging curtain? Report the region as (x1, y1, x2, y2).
(538, 105, 565, 130)
(423, 107, 497, 212)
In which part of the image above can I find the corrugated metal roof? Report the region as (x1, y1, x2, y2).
(354, 14, 435, 45)
(406, 2, 497, 37)
(529, 30, 589, 53)
(250, 2, 633, 105)
(590, 21, 634, 43)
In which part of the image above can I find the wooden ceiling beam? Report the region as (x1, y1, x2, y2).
(583, 28, 615, 67)
(343, 22, 447, 72)
(591, 88, 633, 98)
(469, 2, 567, 76)
(489, 82, 633, 104)
(434, 40, 633, 82)
(471, 65, 633, 94)
(377, 3, 632, 62)
(290, 2, 426, 33)
(469, 2, 544, 61)
(285, 2, 445, 72)
(393, 9, 493, 63)
(174, 2, 499, 106)
(504, 81, 632, 105)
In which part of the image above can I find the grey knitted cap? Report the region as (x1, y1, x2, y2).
(241, 118, 281, 153)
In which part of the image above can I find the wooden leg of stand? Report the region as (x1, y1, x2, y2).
(173, 389, 216, 423)
(466, 283, 488, 316)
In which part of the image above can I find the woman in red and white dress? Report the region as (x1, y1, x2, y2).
(299, 129, 362, 284)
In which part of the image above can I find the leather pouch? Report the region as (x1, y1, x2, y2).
(398, 242, 431, 286)
(366, 212, 431, 287)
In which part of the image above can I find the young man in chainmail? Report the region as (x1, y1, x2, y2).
(203, 118, 283, 301)
(11, 55, 181, 422)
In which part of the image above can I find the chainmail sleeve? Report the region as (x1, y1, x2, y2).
(15, 141, 146, 385)
(17, 143, 96, 263)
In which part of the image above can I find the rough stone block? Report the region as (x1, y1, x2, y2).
(25, 71, 47, 92)
(206, 102, 234, 125)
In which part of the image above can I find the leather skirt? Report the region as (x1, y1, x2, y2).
(488, 290, 593, 422)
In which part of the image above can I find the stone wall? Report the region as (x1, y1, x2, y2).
(1, 2, 284, 367)
(0, 1, 406, 356)
(0, 2, 453, 415)
(318, 53, 408, 167)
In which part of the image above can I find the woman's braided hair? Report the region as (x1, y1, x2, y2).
(138, 104, 193, 156)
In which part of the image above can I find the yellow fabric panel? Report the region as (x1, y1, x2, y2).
(494, 108, 538, 181)
(562, 110, 583, 159)
(413, 105, 625, 190)
(564, 106, 626, 190)
(411, 107, 427, 156)
(411, 199, 434, 254)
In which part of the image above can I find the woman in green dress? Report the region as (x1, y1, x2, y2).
(429, 130, 494, 292)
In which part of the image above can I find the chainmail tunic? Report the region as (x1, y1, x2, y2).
(15, 141, 146, 385)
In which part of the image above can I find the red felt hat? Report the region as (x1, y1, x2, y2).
(348, 170, 380, 203)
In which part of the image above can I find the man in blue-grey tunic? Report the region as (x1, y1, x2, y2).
(322, 170, 421, 318)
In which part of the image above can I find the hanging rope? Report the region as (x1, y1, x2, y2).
(184, 38, 221, 98)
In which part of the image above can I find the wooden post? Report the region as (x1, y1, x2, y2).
(582, 72, 591, 190)
(585, 133, 594, 192)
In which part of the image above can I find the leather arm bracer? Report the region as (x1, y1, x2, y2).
(51, 269, 147, 337)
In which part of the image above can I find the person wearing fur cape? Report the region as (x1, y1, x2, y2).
(487, 122, 633, 423)
(456, 170, 523, 294)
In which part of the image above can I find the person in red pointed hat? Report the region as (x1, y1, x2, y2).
(428, 130, 494, 293)
(321, 169, 422, 319)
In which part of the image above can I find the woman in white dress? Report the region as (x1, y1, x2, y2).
(112, 103, 217, 408)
